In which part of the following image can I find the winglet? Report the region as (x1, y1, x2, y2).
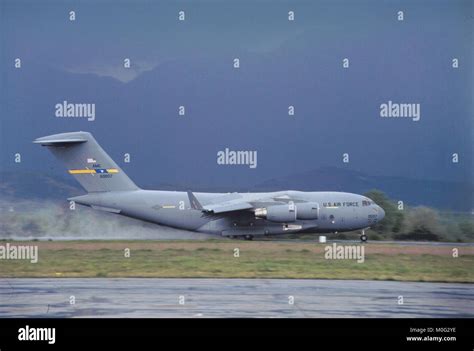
(187, 191, 203, 210)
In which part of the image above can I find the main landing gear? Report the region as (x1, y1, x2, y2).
(229, 235, 254, 241)
(360, 229, 368, 243)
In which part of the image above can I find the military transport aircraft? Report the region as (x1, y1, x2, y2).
(35, 132, 385, 241)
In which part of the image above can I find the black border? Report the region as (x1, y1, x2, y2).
(0, 318, 472, 349)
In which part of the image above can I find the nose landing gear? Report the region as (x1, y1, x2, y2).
(360, 229, 368, 243)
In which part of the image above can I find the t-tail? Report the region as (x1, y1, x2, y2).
(34, 131, 139, 193)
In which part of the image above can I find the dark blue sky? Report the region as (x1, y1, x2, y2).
(1, 0, 472, 190)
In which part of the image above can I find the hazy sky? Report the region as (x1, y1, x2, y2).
(1, 0, 472, 190)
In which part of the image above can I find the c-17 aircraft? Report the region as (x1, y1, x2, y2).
(35, 132, 385, 241)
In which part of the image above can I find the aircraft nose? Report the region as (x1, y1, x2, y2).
(378, 205, 385, 220)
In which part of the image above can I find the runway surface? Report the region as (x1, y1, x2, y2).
(1, 278, 473, 318)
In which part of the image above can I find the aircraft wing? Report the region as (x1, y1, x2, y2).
(202, 199, 254, 213)
(187, 191, 286, 214)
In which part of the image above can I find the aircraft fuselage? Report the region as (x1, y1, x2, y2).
(70, 190, 385, 237)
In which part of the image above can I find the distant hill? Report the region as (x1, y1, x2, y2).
(0, 172, 82, 200)
(253, 167, 473, 212)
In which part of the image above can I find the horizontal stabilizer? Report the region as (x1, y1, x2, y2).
(91, 205, 121, 214)
(34, 133, 88, 146)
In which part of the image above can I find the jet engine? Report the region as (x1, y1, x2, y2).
(255, 202, 320, 222)
(254, 203, 297, 222)
(296, 202, 319, 219)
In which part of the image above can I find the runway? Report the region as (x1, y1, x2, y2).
(1, 278, 473, 318)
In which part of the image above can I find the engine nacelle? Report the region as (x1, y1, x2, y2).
(255, 204, 297, 222)
(296, 202, 319, 220)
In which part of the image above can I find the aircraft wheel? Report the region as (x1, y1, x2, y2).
(244, 235, 253, 241)
(360, 234, 368, 242)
